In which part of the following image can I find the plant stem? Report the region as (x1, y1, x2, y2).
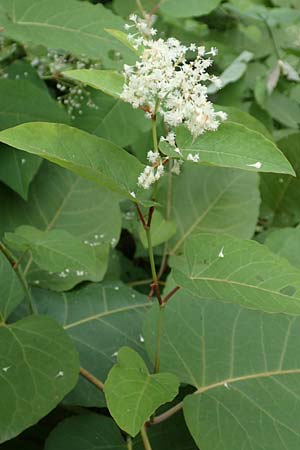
(127, 279, 166, 287)
(151, 98, 160, 152)
(141, 425, 153, 450)
(0, 242, 35, 315)
(152, 118, 158, 152)
(136, 0, 147, 18)
(146, 227, 157, 285)
(154, 304, 165, 373)
(127, 435, 133, 450)
(149, 401, 183, 425)
(162, 286, 180, 305)
(79, 367, 105, 391)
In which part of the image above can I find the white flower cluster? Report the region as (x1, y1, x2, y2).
(138, 151, 165, 189)
(122, 15, 227, 190)
(121, 15, 227, 140)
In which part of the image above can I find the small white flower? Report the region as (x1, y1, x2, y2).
(147, 150, 160, 164)
(218, 247, 224, 258)
(171, 160, 182, 175)
(130, 191, 136, 198)
(187, 153, 200, 163)
(139, 334, 145, 343)
(2, 366, 10, 372)
(138, 163, 165, 189)
(209, 47, 218, 57)
(58, 271, 67, 278)
(55, 371, 64, 378)
(247, 162, 262, 169)
(76, 270, 84, 276)
(174, 147, 182, 156)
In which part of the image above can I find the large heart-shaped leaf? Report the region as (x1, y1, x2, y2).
(0, 252, 24, 322)
(0, 123, 145, 201)
(4, 226, 108, 291)
(0, 0, 135, 68)
(0, 161, 122, 245)
(0, 315, 79, 443)
(0, 79, 69, 199)
(29, 282, 150, 407)
(172, 233, 300, 314)
(104, 347, 179, 436)
(160, 122, 295, 175)
(158, 166, 260, 255)
(144, 290, 300, 450)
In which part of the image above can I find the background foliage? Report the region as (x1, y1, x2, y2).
(0, 0, 300, 449)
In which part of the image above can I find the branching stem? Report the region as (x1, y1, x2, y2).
(79, 367, 105, 391)
(0, 242, 35, 315)
(154, 304, 165, 373)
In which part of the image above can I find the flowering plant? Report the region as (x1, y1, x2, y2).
(0, 1, 300, 449)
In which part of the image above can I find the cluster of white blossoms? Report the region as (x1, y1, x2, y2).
(122, 15, 227, 190)
(137, 151, 165, 189)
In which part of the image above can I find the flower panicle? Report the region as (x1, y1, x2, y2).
(122, 15, 227, 189)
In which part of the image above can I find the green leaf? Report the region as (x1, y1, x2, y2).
(139, 210, 177, 249)
(62, 70, 124, 99)
(159, 0, 222, 18)
(4, 226, 108, 291)
(0, 0, 135, 68)
(113, 0, 154, 17)
(260, 133, 300, 227)
(158, 166, 260, 255)
(0, 80, 68, 131)
(172, 233, 300, 314)
(144, 290, 300, 450)
(208, 51, 253, 94)
(104, 347, 179, 436)
(0, 315, 79, 443)
(265, 227, 300, 269)
(0, 79, 69, 199)
(45, 410, 198, 450)
(160, 122, 295, 175)
(45, 414, 126, 450)
(217, 105, 271, 139)
(0, 252, 24, 322)
(72, 90, 150, 148)
(105, 28, 140, 55)
(0, 161, 122, 245)
(265, 92, 300, 128)
(0, 149, 41, 201)
(0, 123, 145, 201)
(31, 282, 150, 407)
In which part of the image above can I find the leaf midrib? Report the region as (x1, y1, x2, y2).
(188, 275, 300, 303)
(195, 368, 300, 395)
(13, 20, 114, 44)
(63, 303, 150, 330)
